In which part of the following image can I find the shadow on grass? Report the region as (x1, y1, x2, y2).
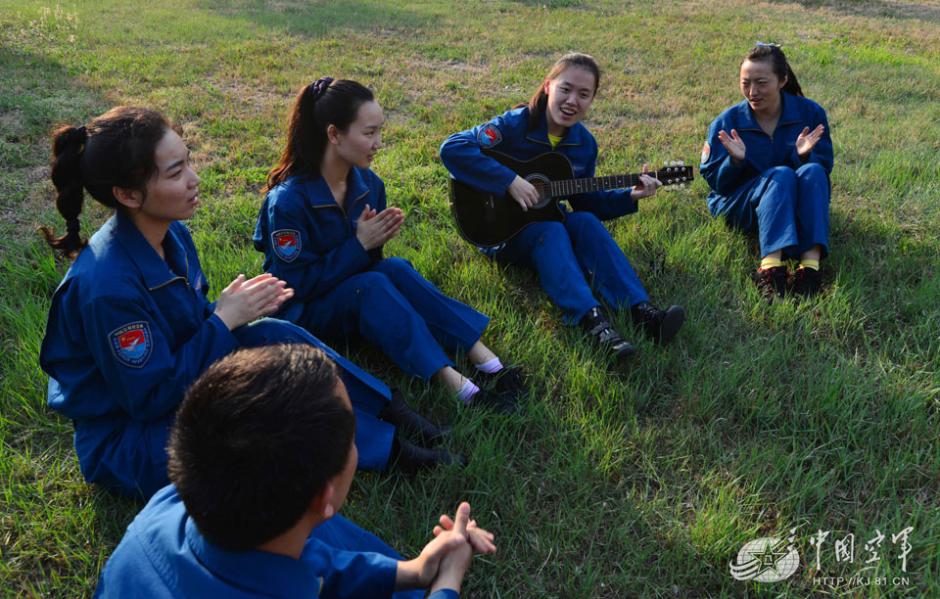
(0, 47, 143, 595)
(196, 0, 440, 38)
(767, 0, 940, 21)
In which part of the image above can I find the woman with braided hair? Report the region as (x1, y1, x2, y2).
(255, 78, 525, 413)
(39, 106, 458, 499)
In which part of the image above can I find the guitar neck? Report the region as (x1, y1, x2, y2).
(548, 172, 660, 198)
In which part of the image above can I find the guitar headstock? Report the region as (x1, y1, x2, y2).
(657, 161, 695, 187)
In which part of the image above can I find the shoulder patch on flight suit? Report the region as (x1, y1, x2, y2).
(109, 321, 153, 368)
(272, 229, 302, 262)
(478, 124, 503, 148)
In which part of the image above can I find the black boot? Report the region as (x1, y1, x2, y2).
(790, 267, 822, 298)
(379, 390, 450, 446)
(753, 266, 788, 302)
(467, 387, 519, 414)
(391, 437, 466, 474)
(630, 302, 685, 344)
(475, 365, 527, 402)
(579, 306, 636, 359)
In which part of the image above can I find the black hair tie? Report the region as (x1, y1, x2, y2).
(74, 125, 88, 144)
(307, 77, 334, 101)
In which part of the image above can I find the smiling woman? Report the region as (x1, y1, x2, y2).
(440, 52, 685, 360)
(700, 43, 833, 301)
(37, 106, 422, 499)
(254, 78, 527, 423)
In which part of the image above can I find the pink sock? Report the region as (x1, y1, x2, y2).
(456, 378, 480, 404)
(475, 357, 503, 374)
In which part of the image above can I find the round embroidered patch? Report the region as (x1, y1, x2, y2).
(110, 321, 153, 368)
(701, 141, 711, 164)
(272, 229, 302, 262)
(477, 124, 502, 148)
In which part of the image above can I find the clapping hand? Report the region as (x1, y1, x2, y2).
(717, 128, 746, 162)
(796, 124, 825, 158)
(355, 204, 404, 250)
(213, 273, 294, 330)
(395, 502, 496, 594)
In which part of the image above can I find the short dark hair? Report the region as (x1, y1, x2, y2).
(168, 344, 355, 551)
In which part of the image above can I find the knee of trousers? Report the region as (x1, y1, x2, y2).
(795, 162, 828, 183)
(371, 256, 426, 288)
(533, 220, 569, 246)
(756, 167, 798, 213)
(564, 211, 605, 239)
(372, 256, 415, 276)
(351, 271, 399, 301)
(762, 165, 798, 187)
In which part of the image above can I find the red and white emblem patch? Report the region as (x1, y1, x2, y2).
(477, 124, 502, 148)
(109, 321, 153, 368)
(272, 229, 301, 262)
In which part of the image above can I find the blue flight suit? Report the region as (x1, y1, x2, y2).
(700, 91, 833, 257)
(39, 213, 395, 500)
(439, 106, 649, 325)
(95, 485, 456, 598)
(253, 169, 489, 381)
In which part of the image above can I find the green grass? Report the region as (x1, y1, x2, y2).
(2, 0, 939, 596)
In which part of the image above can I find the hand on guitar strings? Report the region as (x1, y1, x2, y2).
(356, 204, 405, 250)
(629, 164, 663, 200)
(508, 175, 540, 212)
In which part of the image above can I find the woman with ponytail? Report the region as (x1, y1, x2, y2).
(440, 53, 685, 361)
(700, 43, 833, 300)
(255, 78, 524, 414)
(39, 107, 458, 500)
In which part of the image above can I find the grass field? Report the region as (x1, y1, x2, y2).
(1, 0, 938, 596)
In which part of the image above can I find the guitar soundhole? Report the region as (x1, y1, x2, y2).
(525, 173, 553, 209)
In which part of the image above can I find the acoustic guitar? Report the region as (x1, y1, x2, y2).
(449, 149, 694, 248)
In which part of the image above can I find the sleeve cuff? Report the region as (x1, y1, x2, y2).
(206, 312, 240, 357)
(341, 235, 376, 273)
(371, 554, 400, 595)
(428, 589, 460, 599)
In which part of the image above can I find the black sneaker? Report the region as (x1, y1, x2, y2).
(630, 302, 685, 344)
(391, 437, 467, 474)
(791, 267, 822, 298)
(467, 387, 519, 414)
(579, 306, 636, 359)
(753, 266, 788, 302)
(379, 390, 451, 447)
(475, 365, 527, 401)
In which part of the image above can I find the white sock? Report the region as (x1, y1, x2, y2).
(475, 357, 503, 374)
(456, 378, 480, 404)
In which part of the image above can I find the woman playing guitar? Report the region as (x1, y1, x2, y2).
(440, 53, 685, 360)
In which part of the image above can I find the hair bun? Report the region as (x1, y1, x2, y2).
(307, 77, 334, 101)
